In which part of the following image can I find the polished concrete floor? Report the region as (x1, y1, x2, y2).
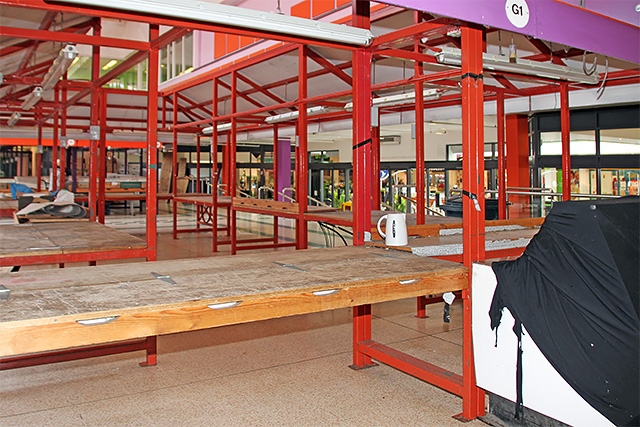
(1, 206, 488, 426)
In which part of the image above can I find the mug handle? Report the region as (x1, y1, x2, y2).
(377, 215, 388, 239)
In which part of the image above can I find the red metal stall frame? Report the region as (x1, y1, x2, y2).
(229, 70, 238, 255)
(413, 11, 426, 225)
(171, 92, 179, 239)
(351, 1, 372, 247)
(496, 91, 507, 219)
(145, 23, 160, 262)
(560, 82, 571, 201)
(296, 44, 309, 250)
(51, 87, 59, 192)
(88, 21, 101, 222)
(98, 88, 107, 224)
(458, 24, 487, 421)
(211, 77, 220, 253)
(59, 82, 68, 191)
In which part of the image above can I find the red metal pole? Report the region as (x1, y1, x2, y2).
(88, 20, 101, 222)
(371, 123, 380, 210)
(51, 87, 59, 192)
(458, 25, 486, 421)
(414, 12, 425, 224)
(230, 71, 237, 200)
(59, 81, 67, 191)
(211, 77, 219, 252)
(351, 1, 372, 246)
(36, 115, 42, 191)
(560, 83, 571, 201)
(296, 46, 309, 249)
(496, 91, 507, 219)
(196, 135, 201, 193)
(98, 89, 107, 224)
(172, 93, 179, 239)
(145, 23, 160, 261)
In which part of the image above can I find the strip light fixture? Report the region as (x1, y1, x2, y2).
(21, 87, 43, 110)
(434, 47, 599, 85)
(344, 88, 442, 111)
(54, 0, 374, 47)
(265, 106, 329, 124)
(7, 112, 21, 127)
(202, 122, 232, 135)
(41, 45, 79, 91)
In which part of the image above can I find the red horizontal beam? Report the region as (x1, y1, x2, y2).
(0, 25, 149, 51)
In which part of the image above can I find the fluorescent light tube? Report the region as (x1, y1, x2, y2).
(344, 89, 442, 111)
(7, 112, 21, 126)
(202, 122, 232, 135)
(21, 87, 43, 110)
(265, 105, 329, 124)
(41, 44, 79, 91)
(102, 59, 118, 70)
(54, 0, 374, 47)
(434, 47, 599, 85)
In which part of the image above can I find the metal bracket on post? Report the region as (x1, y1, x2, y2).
(89, 125, 100, 140)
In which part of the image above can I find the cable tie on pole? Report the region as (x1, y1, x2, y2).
(461, 189, 482, 212)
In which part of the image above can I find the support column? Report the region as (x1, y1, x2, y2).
(98, 90, 107, 224)
(211, 78, 220, 252)
(506, 114, 530, 218)
(172, 93, 179, 240)
(351, 1, 372, 246)
(88, 20, 101, 222)
(496, 92, 506, 219)
(458, 25, 486, 421)
(371, 120, 380, 209)
(59, 83, 68, 191)
(36, 115, 42, 191)
(296, 46, 309, 249)
(51, 88, 59, 192)
(414, 12, 425, 224)
(145, 24, 160, 261)
(560, 83, 571, 201)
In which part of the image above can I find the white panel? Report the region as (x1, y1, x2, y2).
(472, 263, 614, 427)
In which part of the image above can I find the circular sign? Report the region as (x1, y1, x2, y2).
(505, 0, 530, 28)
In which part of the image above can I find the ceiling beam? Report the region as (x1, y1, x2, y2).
(305, 47, 353, 86)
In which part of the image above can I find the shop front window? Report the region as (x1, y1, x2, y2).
(540, 131, 596, 155)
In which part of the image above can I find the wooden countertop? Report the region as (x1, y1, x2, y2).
(0, 246, 467, 356)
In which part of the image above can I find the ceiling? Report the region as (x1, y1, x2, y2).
(0, 1, 638, 149)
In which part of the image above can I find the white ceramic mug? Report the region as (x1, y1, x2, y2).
(377, 213, 408, 246)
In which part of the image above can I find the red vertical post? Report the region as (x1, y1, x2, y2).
(172, 94, 179, 239)
(230, 71, 237, 199)
(458, 25, 486, 421)
(59, 81, 67, 191)
(88, 20, 101, 222)
(145, 24, 160, 261)
(296, 46, 309, 249)
(414, 12, 425, 224)
(352, 1, 372, 246)
(51, 87, 59, 192)
(496, 91, 507, 219)
(350, 304, 375, 369)
(196, 135, 201, 193)
(36, 115, 42, 191)
(98, 90, 107, 224)
(560, 83, 571, 201)
(211, 78, 219, 252)
(371, 122, 380, 210)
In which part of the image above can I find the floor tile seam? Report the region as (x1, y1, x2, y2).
(371, 315, 463, 347)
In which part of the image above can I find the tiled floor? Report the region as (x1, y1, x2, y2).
(1, 206, 487, 426)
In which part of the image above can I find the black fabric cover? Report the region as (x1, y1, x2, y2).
(490, 197, 639, 426)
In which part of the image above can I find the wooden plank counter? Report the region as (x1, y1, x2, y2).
(0, 221, 148, 267)
(0, 246, 475, 412)
(0, 246, 466, 357)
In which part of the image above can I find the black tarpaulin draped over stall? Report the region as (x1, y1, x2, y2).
(490, 197, 639, 426)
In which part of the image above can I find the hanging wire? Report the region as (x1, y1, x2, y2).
(276, 0, 282, 14)
(498, 31, 503, 56)
(582, 51, 598, 76)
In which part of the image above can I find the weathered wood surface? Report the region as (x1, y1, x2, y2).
(0, 221, 146, 259)
(366, 228, 539, 254)
(173, 194, 232, 206)
(0, 246, 467, 356)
